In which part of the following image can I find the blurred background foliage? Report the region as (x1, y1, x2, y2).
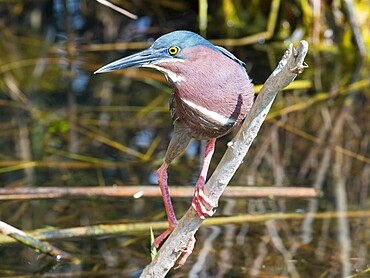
(0, 0, 369, 277)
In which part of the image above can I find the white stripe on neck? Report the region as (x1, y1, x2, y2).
(145, 63, 184, 84)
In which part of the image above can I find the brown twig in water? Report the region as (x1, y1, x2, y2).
(0, 186, 320, 201)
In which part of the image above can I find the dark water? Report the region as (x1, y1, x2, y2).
(0, 1, 369, 277)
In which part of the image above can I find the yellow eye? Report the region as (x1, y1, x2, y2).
(168, 46, 179, 55)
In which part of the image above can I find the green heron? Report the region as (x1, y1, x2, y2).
(95, 30, 254, 262)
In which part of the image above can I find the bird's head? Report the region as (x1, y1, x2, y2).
(94, 30, 245, 85)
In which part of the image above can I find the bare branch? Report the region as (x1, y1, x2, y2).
(0, 220, 73, 260)
(0, 186, 319, 200)
(139, 40, 309, 277)
(96, 0, 138, 20)
(1, 210, 368, 246)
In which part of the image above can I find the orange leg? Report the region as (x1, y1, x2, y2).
(192, 138, 217, 219)
(153, 162, 178, 248)
(153, 120, 192, 248)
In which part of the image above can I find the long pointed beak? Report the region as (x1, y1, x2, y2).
(94, 48, 169, 74)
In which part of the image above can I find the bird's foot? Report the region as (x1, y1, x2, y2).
(192, 184, 216, 219)
(175, 235, 196, 267)
(152, 223, 177, 250)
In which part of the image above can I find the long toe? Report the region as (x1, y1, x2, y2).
(152, 225, 176, 250)
(192, 188, 216, 219)
(176, 235, 196, 266)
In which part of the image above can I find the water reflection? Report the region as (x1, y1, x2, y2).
(0, 1, 369, 277)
